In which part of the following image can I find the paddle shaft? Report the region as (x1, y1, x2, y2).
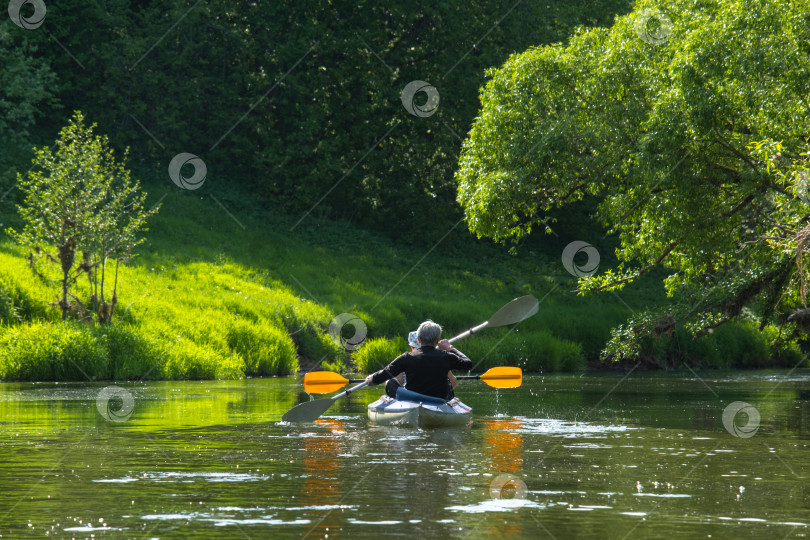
(448, 322, 488, 344)
(345, 375, 486, 383)
(332, 380, 368, 398)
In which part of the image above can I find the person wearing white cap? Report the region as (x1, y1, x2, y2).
(366, 320, 467, 400)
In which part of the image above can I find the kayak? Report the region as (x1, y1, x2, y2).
(367, 396, 473, 428)
(367, 388, 472, 428)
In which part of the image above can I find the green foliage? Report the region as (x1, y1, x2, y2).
(0, 251, 56, 322)
(352, 337, 407, 373)
(0, 322, 107, 381)
(459, 329, 584, 373)
(0, 20, 58, 189)
(100, 324, 163, 380)
(227, 319, 298, 376)
(3, 0, 632, 243)
(457, 0, 810, 357)
(0, 320, 245, 381)
(1, 174, 799, 382)
(161, 338, 244, 380)
(627, 320, 804, 370)
(10, 112, 158, 323)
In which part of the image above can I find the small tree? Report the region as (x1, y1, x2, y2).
(10, 111, 159, 323)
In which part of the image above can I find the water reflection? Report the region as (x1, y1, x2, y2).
(481, 417, 526, 536)
(0, 372, 807, 539)
(300, 419, 347, 537)
(483, 417, 524, 478)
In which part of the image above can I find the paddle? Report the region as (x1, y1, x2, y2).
(282, 295, 538, 423)
(448, 294, 539, 343)
(282, 380, 369, 423)
(303, 366, 523, 394)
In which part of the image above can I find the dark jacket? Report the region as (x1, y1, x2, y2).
(369, 345, 472, 399)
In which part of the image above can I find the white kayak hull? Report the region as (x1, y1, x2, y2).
(367, 395, 472, 428)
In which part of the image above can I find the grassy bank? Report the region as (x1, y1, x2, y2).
(0, 186, 803, 381)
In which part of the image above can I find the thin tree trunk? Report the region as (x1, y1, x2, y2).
(100, 256, 106, 304)
(61, 272, 68, 321)
(58, 236, 75, 320)
(108, 259, 120, 324)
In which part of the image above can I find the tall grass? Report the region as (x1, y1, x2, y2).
(352, 337, 407, 373)
(1, 186, 801, 381)
(637, 321, 803, 369)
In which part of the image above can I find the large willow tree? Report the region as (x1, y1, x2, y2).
(456, 0, 810, 360)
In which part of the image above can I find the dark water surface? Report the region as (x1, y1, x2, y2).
(1, 371, 808, 539)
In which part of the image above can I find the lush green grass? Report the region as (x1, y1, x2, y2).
(0, 186, 803, 381)
(637, 321, 804, 370)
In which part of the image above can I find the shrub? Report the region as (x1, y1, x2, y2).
(227, 319, 298, 376)
(712, 322, 770, 368)
(758, 323, 804, 368)
(98, 324, 164, 380)
(161, 337, 244, 379)
(461, 329, 584, 372)
(352, 337, 407, 373)
(0, 322, 108, 381)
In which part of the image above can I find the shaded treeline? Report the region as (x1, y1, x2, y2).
(1, 0, 631, 241)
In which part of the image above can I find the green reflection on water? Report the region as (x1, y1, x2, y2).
(0, 372, 808, 538)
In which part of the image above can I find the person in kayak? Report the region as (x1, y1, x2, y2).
(384, 330, 460, 399)
(365, 320, 472, 400)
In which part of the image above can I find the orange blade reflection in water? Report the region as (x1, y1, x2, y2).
(483, 418, 524, 475)
(482, 418, 525, 536)
(301, 418, 346, 536)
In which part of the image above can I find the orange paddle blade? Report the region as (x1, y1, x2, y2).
(304, 382, 347, 394)
(303, 371, 350, 394)
(479, 366, 522, 388)
(304, 371, 350, 385)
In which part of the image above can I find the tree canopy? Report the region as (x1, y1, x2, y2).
(456, 0, 810, 359)
(11, 112, 158, 323)
(0, 0, 631, 241)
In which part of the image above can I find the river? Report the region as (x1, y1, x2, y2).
(0, 371, 808, 539)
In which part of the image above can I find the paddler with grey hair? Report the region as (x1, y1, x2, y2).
(365, 320, 471, 400)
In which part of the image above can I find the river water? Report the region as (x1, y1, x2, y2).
(0, 371, 808, 539)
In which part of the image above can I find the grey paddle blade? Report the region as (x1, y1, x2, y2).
(282, 398, 335, 423)
(282, 381, 369, 423)
(487, 295, 539, 327)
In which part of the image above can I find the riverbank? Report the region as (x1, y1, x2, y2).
(0, 187, 803, 381)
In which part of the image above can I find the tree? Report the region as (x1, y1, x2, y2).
(0, 20, 59, 191)
(10, 112, 159, 323)
(456, 0, 810, 359)
(11, 0, 632, 242)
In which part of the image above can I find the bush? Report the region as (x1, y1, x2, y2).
(712, 322, 771, 368)
(635, 320, 802, 370)
(0, 322, 108, 381)
(227, 319, 298, 376)
(99, 324, 164, 380)
(161, 337, 244, 380)
(461, 329, 584, 372)
(352, 337, 407, 373)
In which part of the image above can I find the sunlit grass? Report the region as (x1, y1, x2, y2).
(2, 186, 799, 381)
